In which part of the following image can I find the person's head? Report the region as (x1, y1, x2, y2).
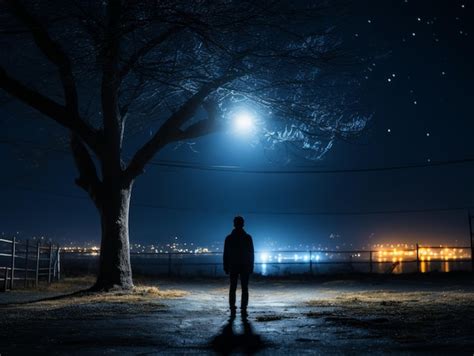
(233, 216, 245, 229)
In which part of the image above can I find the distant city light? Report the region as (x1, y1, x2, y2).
(56, 241, 471, 267)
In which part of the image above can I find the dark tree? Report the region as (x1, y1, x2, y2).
(0, 0, 368, 290)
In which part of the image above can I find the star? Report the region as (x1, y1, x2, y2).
(387, 128, 391, 133)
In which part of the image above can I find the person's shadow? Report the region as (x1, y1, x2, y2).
(211, 315, 264, 354)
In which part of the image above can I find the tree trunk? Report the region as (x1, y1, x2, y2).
(92, 182, 134, 291)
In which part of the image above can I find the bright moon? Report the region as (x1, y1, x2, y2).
(233, 112, 255, 134)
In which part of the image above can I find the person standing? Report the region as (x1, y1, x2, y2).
(224, 216, 254, 316)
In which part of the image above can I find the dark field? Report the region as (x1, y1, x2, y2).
(1, 274, 473, 355)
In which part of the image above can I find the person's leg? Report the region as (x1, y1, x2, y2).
(240, 272, 250, 311)
(229, 272, 238, 312)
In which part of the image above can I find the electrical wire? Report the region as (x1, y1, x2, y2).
(3, 185, 473, 216)
(2, 138, 474, 174)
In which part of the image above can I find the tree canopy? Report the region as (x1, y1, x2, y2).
(1, 0, 369, 171)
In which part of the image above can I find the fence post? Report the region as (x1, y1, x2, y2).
(168, 253, 172, 277)
(3, 268, 8, 291)
(416, 243, 420, 273)
(369, 251, 373, 273)
(309, 251, 313, 275)
(468, 211, 473, 272)
(35, 241, 40, 287)
(56, 245, 61, 281)
(10, 236, 16, 290)
(24, 239, 29, 287)
(48, 243, 53, 283)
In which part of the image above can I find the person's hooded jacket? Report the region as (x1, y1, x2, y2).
(223, 228, 254, 274)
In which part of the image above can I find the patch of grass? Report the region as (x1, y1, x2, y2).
(306, 290, 474, 345)
(33, 276, 187, 301)
(308, 290, 474, 308)
(0, 277, 188, 322)
(29, 285, 187, 309)
(37, 276, 96, 292)
(0, 289, 187, 323)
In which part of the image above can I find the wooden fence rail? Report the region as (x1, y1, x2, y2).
(0, 237, 61, 292)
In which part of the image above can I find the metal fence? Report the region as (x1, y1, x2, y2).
(63, 244, 474, 277)
(130, 245, 473, 276)
(0, 238, 61, 292)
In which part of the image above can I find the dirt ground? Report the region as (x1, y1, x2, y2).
(1, 274, 474, 355)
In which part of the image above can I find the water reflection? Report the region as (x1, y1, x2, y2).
(373, 260, 466, 274)
(419, 261, 457, 273)
(69, 251, 471, 276)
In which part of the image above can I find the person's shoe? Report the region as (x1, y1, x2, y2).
(241, 308, 248, 317)
(230, 307, 237, 317)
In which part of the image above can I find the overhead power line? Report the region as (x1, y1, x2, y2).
(2, 137, 474, 174)
(3, 185, 473, 216)
(146, 157, 474, 174)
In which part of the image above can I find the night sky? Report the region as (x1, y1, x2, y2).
(1, 0, 473, 249)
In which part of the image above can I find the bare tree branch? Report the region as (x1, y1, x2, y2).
(0, 66, 98, 151)
(125, 74, 235, 180)
(70, 133, 102, 204)
(6, 0, 79, 114)
(170, 99, 222, 141)
(3, 0, 102, 153)
(119, 26, 183, 81)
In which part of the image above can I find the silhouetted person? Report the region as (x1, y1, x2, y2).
(224, 216, 254, 316)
